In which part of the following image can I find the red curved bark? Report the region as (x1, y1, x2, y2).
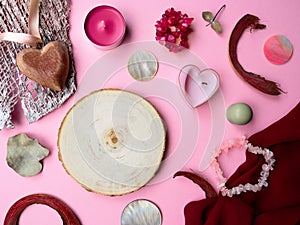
(4, 194, 81, 225)
(229, 14, 284, 95)
(174, 171, 217, 198)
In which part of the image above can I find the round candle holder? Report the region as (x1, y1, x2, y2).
(84, 5, 126, 50)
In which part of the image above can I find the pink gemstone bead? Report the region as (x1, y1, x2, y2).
(263, 35, 293, 65)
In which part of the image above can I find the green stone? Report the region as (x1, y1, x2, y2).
(226, 103, 253, 125)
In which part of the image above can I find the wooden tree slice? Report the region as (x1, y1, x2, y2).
(58, 89, 166, 196)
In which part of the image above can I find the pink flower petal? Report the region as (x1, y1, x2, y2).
(155, 7, 194, 52)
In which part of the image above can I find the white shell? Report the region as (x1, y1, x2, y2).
(6, 133, 49, 176)
(58, 89, 166, 195)
(128, 50, 158, 81)
(121, 199, 162, 225)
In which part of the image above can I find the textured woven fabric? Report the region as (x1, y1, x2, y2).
(184, 102, 300, 225)
(0, 0, 76, 129)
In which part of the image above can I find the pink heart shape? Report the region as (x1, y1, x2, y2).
(179, 65, 220, 108)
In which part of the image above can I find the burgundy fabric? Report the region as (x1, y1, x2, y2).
(184, 102, 300, 225)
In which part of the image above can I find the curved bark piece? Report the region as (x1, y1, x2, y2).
(4, 194, 81, 225)
(229, 14, 284, 95)
(174, 171, 217, 198)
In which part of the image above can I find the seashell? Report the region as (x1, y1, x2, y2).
(6, 133, 49, 176)
(263, 35, 293, 65)
(58, 89, 166, 195)
(128, 50, 158, 81)
(202, 5, 225, 34)
(121, 199, 162, 225)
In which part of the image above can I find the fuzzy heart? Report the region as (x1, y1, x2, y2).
(179, 65, 219, 108)
(16, 41, 69, 91)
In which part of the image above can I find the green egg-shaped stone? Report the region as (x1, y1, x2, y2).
(226, 103, 253, 125)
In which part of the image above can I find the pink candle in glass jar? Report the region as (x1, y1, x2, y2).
(84, 5, 126, 49)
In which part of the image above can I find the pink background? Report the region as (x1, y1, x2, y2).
(1, 0, 299, 224)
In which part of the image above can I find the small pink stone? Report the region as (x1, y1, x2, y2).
(263, 35, 293, 65)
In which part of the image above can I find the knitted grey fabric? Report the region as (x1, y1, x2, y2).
(0, 0, 76, 129)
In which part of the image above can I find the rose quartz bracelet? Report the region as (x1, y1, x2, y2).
(211, 136, 275, 197)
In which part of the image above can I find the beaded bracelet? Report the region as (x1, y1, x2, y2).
(211, 136, 275, 197)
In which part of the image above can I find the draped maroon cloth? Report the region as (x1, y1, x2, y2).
(185, 103, 300, 225)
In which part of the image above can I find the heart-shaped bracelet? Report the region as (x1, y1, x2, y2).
(211, 136, 276, 197)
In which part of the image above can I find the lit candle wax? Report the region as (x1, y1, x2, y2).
(84, 6, 126, 49)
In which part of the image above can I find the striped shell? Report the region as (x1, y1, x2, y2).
(128, 50, 158, 81)
(121, 199, 162, 225)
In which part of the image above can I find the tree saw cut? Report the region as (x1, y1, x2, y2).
(58, 89, 166, 196)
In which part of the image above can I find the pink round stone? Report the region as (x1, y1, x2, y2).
(263, 35, 293, 65)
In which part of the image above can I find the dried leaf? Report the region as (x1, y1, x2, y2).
(6, 133, 49, 176)
(202, 11, 214, 22)
(211, 21, 222, 33)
